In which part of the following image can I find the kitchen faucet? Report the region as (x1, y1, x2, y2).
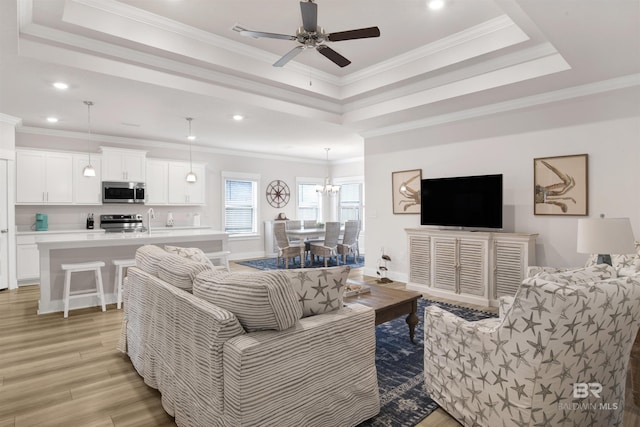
(147, 208, 155, 234)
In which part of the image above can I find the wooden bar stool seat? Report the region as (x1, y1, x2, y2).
(113, 259, 136, 309)
(61, 261, 106, 318)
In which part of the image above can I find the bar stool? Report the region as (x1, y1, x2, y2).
(61, 261, 106, 318)
(205, 251, 231, 272)
(113, 259, 136, 309)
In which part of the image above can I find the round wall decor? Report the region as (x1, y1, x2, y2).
(266, 179, 291, 208)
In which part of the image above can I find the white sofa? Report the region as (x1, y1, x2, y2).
(118, 245, 380, 427)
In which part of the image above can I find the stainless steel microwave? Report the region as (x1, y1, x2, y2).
(102, 181, 145, 204)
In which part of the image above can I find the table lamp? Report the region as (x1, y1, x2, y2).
(577, 217, 636, 265)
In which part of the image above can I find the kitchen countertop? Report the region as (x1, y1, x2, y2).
(17, 225, 213, 235)
(34, 227, 226, 250)
(16, 228, 106, 235)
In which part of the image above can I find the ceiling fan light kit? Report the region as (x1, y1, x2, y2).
(234, 0, 380, 68)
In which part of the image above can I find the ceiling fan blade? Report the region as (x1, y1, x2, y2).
(300, 1, 318, 32)
(327, 26, 381, 42)
(274, 46, 304, 67)
(239, 30, 296, 41)
(317, 45, 351, 68)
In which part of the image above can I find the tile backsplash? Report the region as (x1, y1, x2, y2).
(15, 205, 211, 231)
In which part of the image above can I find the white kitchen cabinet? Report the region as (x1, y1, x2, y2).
(16, 242, 39, 282)
(168, 162, 205, 205)
(16, 232, 40, 284)
(145, 159, 169, 204)
(16, 150, 73, 204)
(100, 147, 146, 182)
(406, 228, 537, 306)
(72, 154, 102, 204)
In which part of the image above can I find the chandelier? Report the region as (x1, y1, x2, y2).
(316, 148, 340, 194)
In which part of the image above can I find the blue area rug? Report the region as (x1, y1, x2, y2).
(359, 298, 497, 427)
(237, 255, 365, 270)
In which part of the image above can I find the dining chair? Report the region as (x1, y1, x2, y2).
(310, 222, 341, 267)
(286, 220, 302, 230)
(338, 220, 360, 264)
(285, 220, 302, 244)
(303, 220, 318, 229)
(274, 222, 304, 268)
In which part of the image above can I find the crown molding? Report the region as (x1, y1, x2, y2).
(0, 114, 23, 126)
(344, 52, 570, 124)
(16, 125, 359, 164)
(361, 74, 640, 138)
(65, 0, 341, 86)
(20, 23, 343, 116)
(344, 42, 560, 112)
(26, 0, 531, 102)
(342, 15, 524, 87)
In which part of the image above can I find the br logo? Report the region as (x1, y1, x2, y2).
(573, 382, 602, 399)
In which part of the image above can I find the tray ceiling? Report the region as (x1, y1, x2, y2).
(1, 0, 638, 160)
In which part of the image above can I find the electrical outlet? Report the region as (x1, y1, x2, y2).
(80, 212, 86, 221)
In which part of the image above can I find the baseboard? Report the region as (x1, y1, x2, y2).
(406, 282, 490, 307)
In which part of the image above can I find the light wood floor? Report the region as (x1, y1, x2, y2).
(1, 264, 638, 426)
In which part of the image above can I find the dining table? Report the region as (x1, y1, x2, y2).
(285, 227, 327, 240)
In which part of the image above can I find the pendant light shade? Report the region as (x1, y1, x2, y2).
(316, 148, 340, 194)
(185, 117, 197, 183)
(82, 101, 96, 177)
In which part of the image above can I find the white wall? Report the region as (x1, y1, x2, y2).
(15, 132, 347, 259)
(364, 94, 640, 281)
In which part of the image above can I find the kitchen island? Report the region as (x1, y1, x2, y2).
(34, 228, 228, 314)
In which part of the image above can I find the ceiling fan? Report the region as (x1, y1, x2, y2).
(232, 0, 380, 68)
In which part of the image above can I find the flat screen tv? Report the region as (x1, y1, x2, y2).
(420, 174, 503, 229)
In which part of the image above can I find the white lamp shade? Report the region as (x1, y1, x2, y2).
(186, 171, 197, 183)
(83, 164, 96, 177)
(577, 218, 636, 254)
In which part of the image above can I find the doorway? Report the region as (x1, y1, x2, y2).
(0, 160, 8, 290)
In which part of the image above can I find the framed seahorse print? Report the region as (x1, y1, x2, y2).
(534, 154, 588, 216)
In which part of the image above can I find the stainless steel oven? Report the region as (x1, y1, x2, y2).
(102, 181, 145, 204)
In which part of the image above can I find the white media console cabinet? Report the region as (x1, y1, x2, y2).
(405, 228, 538, 307)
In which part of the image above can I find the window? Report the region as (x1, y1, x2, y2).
(296, 178, 323, 221)
(335, 177, 364, 225)
(222, 172, 259, 235)
(339, 183, 362, 221)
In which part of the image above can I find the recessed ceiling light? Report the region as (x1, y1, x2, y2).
(428, 0, 444, 10)
(46, 117, 59, 123)
(233, 114, 244, 121)
(187, 135, 196, 141)
(52, 82, 69, 90)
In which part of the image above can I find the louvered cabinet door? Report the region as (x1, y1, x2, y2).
(458, 240, 487, 296)
(409, 235, 431, 285)
(432, 238, 457, 291)
(494, 241, 525, 298)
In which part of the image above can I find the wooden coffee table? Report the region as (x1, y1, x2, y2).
(344, 281, 422, 343)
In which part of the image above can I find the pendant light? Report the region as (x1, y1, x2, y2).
(185, 117, 197, 183)
(82, 101, 96, 177)
(316, 148, 340, 194)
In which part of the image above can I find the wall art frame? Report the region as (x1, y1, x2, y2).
(534, 153, 588, 216)
(392, 169, 422, 214)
